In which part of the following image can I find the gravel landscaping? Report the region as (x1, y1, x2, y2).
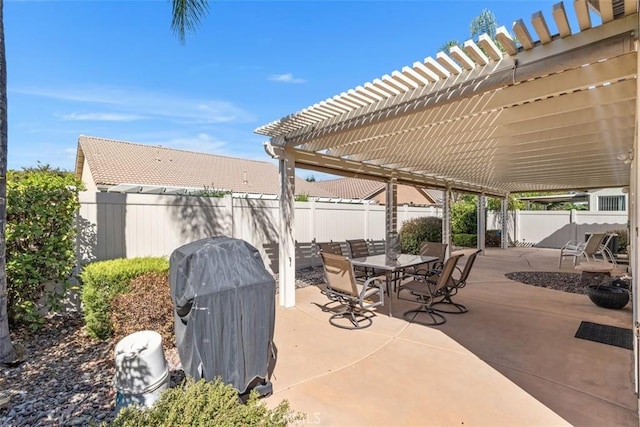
(505, 271, 585, 294)
(0, 268, 324, 426)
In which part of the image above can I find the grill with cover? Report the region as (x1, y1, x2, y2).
(169, 237, 275, 396)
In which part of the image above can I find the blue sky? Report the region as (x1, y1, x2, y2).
(6, 0, 571, 173)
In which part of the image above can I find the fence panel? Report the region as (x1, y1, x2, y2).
(516, 211, 572, 248)
(515, 210, 627, 248)
(77, 193, 441, 272)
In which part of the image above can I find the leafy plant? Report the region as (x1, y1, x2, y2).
(295, 193, 309, 202)
(5, 167, 82, 326)
(451, 198, 477, 234)
(110, 377, 300, 426)
(80, 257, 169, 340)
(110, 271, 174, 351)
(192, 185, 230, 198)
(486, 230, 501, 247)
(453, 233, 477, 248)
(610, 229, 628, 253)
(399, 216, 442, 254)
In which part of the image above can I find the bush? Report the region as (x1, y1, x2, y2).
(6, 166, 82, 326)
(110, 272, 174, 350)
(399, 216, 442, 254)
(452, 200, 477, 234)
(110, 378, 300, 426)
(611, 229, 628, 253)
(486, 230, 501, 247)
(453, 233, 477, 248)
(80, 257, 169, 340)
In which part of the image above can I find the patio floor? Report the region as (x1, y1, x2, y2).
(265, 247, 637, 426)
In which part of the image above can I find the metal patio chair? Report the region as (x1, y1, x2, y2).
(320, 252, 384, 330)
(432, 249, 481, 314)
(559, 232, 606, 267)
(397, 253, 463, 326)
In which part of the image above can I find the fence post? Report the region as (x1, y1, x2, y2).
(224, 194, 234, 237)
(309, 199, 316, 241)
(364, 203, 369, 239)
(570, 209, 578, 242)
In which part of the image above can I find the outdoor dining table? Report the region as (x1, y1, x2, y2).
(350, 253, 438, 317)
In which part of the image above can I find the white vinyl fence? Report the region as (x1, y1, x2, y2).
(512, 210, 627, 248)
(77, 192, 441, 272)
(78, 192, 627, 272)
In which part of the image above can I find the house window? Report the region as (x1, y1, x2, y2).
(598, 195, 626, 211)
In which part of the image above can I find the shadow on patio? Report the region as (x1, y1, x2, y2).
(265, 247, 637, 426)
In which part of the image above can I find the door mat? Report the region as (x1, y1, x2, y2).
(575, 321, 633, 350)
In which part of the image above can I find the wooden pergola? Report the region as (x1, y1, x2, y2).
(256, 0, 640, 393)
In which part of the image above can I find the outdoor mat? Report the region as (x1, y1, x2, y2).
(575, 321, 633, 350)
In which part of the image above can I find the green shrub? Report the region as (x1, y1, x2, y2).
(110, 272, 174, 350)
(611, 229, 628, 253)
(80, 257, 169, 340)
(453, 233, 477, 248)
(452, 200, 477, 234)
(399, 216, 442, 254)
(486, 230, 501, 247)
(110, 378, 300, 426)
(6, 166, 82, 326)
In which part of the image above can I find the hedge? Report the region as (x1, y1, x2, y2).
(453, 233, 477, 248)
(6, 167, 82, 325)
(80, 257, 169, 340)
(399, 216, 442, 255)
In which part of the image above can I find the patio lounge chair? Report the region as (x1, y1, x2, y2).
(432, 249, 481, 314)
(320, 252, 384, 330)
(558, 232, 606, 267)
(397, 253, 463, 326)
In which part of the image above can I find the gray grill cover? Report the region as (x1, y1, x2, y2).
(169, 237, 275, 394)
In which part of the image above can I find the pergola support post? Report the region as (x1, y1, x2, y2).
(477, 194, 487, 253)
(443, 187, 452, 258)
(278, 147, 296, 308)
(501, 196, 509, 249)
(631, 37, 640, 395)
(385, 177, 398, 253)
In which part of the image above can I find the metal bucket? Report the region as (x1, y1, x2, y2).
(114, 330, 169, 411)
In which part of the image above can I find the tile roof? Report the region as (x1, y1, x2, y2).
(314, 177, 442, 205)
(76, 135, 333, 197)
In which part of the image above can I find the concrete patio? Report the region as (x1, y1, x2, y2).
(265, 247, 637, 426)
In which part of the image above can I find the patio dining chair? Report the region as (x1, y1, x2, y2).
(558, 232, 606, 267)
(317, 241, 344, 256)
(347, 239, 384, 279)
(432, 249, 481, 314)
(406, 242, 448, 274)
(320, 252, 384, 330)
(397, 253, 463, 326)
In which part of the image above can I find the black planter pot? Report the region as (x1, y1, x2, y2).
(587, 284, 630, 310)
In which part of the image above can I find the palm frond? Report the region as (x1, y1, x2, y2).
(172, 0, 210, 43)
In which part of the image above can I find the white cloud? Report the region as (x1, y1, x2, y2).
(268, 73, 307, 84)
(12, 84, 255, 124)
(58, 112, 146, 122)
